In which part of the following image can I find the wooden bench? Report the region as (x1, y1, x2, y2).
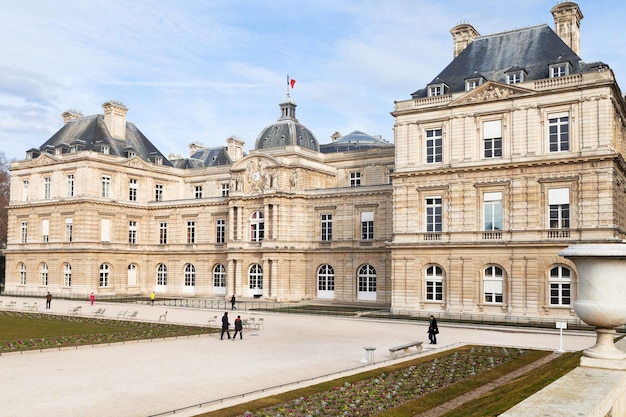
(68, 306, 82, 315)
(389, 341, 424, 359)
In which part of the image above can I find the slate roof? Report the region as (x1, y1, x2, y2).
(320, 130, 393, 154)
(169, 146, 232, 168)
(36, 115, 173, 166)
(411, 24, 607, 98)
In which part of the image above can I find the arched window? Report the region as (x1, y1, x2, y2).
(483, 266, 503, 303)
(184, 264, 196, 287)
(249, 264, 263, 296)
(18, 263, 26, 285)
(549, 266, 572, 306)
(317, 264, 335, 299)
(213, 264, 226, 295)
(425, 265, 443, 301)
(357, 264, 376, 301)
(63, 263, 72, 287)
(99, 264, 110, 287)
(250, 211, 265, 242)
(156, 264, 167, 286)
(40, 263, 48, 286)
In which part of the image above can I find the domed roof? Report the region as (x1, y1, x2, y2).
(254, 95, 319, 151)
(320, 130, 393, 153)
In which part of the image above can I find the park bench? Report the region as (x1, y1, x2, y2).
(117, 310, 128, 318)
(92, 308, 106, 317)
(158, 311, 168, 322)
(388, 341, 423, 359)
(68, 306, 82, 315)
(127, 311, 139, 319)
(6, 301, 16, 310)
(24, 302, 40, 312)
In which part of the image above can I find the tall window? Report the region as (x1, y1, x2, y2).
(22, 180, 29, 201)
(317, 264, 335, 298)
(128, 221, 137, 244)
(550, 63, 568, 78)
(250, 211, 264, 242)
(548, 113, 569, 152)
(41, 219, 49, 243)
(67, 174, 74, 197)
(21, 221, 28, 243)
(249, 264, 263, 291)
(483, 192, 503, 231)
(216, 219, 225, 244)
(321, 214, 332, 241)
(483, 120, 502, 158)
(184, 264, 196, 287)
(425, 265, 443, 301)
(100, 218, 111, 242)
(549, 188, 570, 229)
(361, 212, 374, 240)
(194, 185, 203, 199)
(156, 264, 167, 286)
(213, 264, 226, 288)
(40, 263, 48, 286)
(484, 266, 503, 303)
(187, 221, 196, 244)
(129, 179, 138, 201)
(221, 183, 230, 197)
(101, 175, 111, 198)
(426, 129, 442, 163)
(357, 264, 377, 301)
(550, 266, 572, 306)
(65, 218, 73, 242)
(63, 263, 72, 287)
(350, 172, 361, 187)
(159, 222, 167, 244)
(425, 197, 442, 232)
(100, 264, 110, 287)
(155, 184, 163, 202)
(44, 177, 51, 199)
(19, 263, 26, 285)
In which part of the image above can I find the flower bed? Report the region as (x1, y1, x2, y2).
(239, 346, 529, 417)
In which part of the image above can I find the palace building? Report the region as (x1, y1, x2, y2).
(5, 2, 626, 320)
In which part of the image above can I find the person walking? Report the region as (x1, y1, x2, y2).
(45, 292, 52, 309)
(428, 315, 439, 344)
(220, 312, 231, 340)
(233, 315, 243, 340)
(90, 292, 95, 305)
(230, 294, 237, 310)
(150, 291, 155, 306)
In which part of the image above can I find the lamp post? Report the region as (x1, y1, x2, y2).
(559, 244, 626, 370)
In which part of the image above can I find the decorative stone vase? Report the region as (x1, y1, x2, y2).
(559, 244, 626, 370)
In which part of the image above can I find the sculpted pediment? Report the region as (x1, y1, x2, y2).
(231, 156, 280, 193)
(29, 153, 58, 167)
(452, 81, 533, 105)
(121, 156, 150, 169)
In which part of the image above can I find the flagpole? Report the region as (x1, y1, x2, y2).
(286, 74, 290, 96)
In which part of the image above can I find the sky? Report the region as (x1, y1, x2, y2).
(1, 0, 625, 162)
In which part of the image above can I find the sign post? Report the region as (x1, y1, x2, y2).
(555, 321, 567, 353)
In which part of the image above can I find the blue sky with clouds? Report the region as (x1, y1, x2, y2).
(1, 0, 624, 161)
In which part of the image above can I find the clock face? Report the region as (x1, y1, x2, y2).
(252, 172, 261, 182)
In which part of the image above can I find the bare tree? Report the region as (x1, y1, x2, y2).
(0, 151, 10, 249)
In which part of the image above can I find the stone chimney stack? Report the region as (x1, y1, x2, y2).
(226, 136, 245, 162)
(450, 23, 480, 58)
(551, 2, 583, 56)
(61, 109, 84, 125)
(189, 142, 204, 157)
(102, 100, 128, 140)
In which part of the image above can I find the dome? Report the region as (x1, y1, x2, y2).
(254, 95, 319, 151)
(320, 130, 392, 154)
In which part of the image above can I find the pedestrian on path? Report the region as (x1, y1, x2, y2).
(90, 292, 95, 305)
(150, 291, 155, 306)
(230, 294, 237, 310)
(221, 312, 231, 340)
(428, 315, 439, 344)
(233, 315, 243, 340)
(45, 292, 52, 309)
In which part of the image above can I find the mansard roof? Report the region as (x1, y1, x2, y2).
(38, 115, 172, 166)
(411, 24, 605, 98)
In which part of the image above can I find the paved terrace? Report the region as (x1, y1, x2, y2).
(0, 296, 596, 417)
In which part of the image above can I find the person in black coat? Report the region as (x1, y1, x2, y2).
(428, 315, 439, 344)
(233, 315, 243, 340)
(220, 312, 231, 340)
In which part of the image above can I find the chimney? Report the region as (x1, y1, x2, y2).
(450, 23, 480, 58)
(226, 136, 245, 162)
(551, 2, 583, 56)
(331, 131, 341, 142)
(102, 100, 128, 139)
(61, 109, 84, 125)
(189, 142, 205, 157)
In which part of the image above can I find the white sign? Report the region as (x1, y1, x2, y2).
(555, 321, 567, 329)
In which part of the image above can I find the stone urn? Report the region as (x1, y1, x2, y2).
(559, 244, 626, 370)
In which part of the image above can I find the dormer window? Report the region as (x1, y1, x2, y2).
(550, 62, 571, 78)
(428, 83, 448, 97)
(465, 77, 484, 91)
(154, 156, 163, 165)
(70, 145, 78, 153)
(101, 145, 110, 155)
(506, 71, 524, 84)
(126, 150, 136, 158)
